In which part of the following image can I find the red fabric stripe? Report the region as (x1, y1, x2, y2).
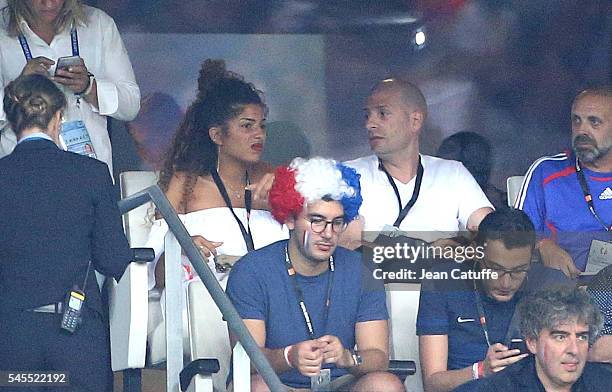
(590, 176, 612, 182)
(545, 221, 558, 241)
(543, 166, 576, 185)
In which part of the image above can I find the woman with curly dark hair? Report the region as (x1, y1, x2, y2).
(146, 59, 287, 287)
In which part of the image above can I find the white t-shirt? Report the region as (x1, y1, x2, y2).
(345, 154, 493, 237)
(0, 6, 140, 174)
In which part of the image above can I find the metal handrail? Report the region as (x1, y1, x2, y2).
(118, 185, 287, 392)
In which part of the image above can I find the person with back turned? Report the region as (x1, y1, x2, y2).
(0, 74, 131, 391)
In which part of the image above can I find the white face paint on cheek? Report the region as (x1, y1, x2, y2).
(303, 230, 310, 250)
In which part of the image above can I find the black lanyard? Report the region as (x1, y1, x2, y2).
(472, 277, 521, 347)
(210, 168, 255, 252)
(18, 28, 79, 61)
(285, 245, 334, 340)
(378, 156, 424, 227)
(575, 158, 611, 231)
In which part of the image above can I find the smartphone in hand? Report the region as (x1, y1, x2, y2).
(508, 338, 527, 354)
(55, 55, 81, 76)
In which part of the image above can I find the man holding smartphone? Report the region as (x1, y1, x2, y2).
(417, 209, 570, 392)
(455, 287, 610, 392)
(0, 0, 140, 175)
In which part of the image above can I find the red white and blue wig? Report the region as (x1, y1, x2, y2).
(269, 157, 362, 224)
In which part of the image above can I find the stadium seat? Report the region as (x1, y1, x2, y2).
(386, 283, 422, 392)
(506, 175, 525, 207)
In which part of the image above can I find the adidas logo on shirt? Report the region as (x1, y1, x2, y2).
(600, 187, 612, 200)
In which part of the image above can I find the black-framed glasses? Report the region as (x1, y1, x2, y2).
(304, 216, 347, 234)
(480, 259, 531, 280)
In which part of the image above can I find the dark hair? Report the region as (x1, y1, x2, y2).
(437, 131, 492, 187)
(3, 74, 66, 136)
(158, 59, 264, 211)
(475, 209, 536, 250)
(519, 286, 603, 344)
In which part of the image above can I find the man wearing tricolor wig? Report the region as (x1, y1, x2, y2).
(227, 157, 405, 391)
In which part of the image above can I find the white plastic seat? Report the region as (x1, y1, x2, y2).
(386, 283, 423, 392)
(110, 171, 244, 392)
(187, 279, 232, 391)
(506, 175, 525, 208)
(110, 171, 159, 372)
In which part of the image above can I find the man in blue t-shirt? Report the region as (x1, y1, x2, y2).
(226, 157, 404, 391)
(515, 87, 611, 278)
(417, 209, 569, 392)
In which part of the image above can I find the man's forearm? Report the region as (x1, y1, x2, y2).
(259, 346, 292, 374)
(346, 348, 389, 377)
(423, 366, 473, 392)
(589, 335, 612, 364)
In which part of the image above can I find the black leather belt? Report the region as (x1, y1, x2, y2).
(25, 302, 64, 314)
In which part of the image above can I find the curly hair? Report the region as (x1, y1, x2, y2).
(269, 157, 362, 223)
(158, 59, 264, 212)
(5, 0, 86, 37)
(3, 74, 66, 136)
(519, 286, 603, 345)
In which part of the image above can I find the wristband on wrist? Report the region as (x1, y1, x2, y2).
(350, 349, 363, 368)
(77, 72, 95, 96)
(472, 362, 479, 380)
(283, 345, 293, 368)
(477, 361, 485, 378)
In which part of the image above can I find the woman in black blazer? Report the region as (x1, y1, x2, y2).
(0, 74, 131, 391)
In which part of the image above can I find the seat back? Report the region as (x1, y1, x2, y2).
(120, 171, 159, 246)
(386, 283, 423, 392)
(506, 175, 525, 208)
(187, 279, 232, 392)
(109, 171, 159, 371)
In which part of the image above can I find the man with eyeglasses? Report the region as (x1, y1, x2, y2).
(226, 157, 405, 392)
(417, 209, 570, 392)
(455, 286, 610, 392)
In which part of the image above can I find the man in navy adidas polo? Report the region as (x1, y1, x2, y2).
(416, 209, 569, 392)
(515, 87, 611, 278)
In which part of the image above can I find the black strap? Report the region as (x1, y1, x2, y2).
(285, 245, 334, 340)
(210, 168, 255, 252)
(575, 158, 610, 231)
(473, 279, 492, 347)
(473, 277, 521, 347)
(378, 156, 424, 227)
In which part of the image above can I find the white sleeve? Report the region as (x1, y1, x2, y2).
(0, 49, 16, 158)
(455, 162, 494, 229)
(94, 14, 140, 120)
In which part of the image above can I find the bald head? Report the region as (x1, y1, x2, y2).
(574, 86, 612, 105)
(570, 86, 612, 169)
(371, 78, 428, 119)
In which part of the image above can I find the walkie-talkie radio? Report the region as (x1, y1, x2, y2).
(61, 288, 85, 333)
(60, 261, 91, 333)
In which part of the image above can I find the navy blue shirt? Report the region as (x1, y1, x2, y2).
(417, 261, 569, 370)
(226, 240, 388, 389)
(454, 355, 612, 392)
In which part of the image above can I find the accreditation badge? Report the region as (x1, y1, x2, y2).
(584, 239, 612, 275)
(59, 120, 97, 159)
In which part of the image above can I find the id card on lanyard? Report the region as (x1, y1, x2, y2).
(18, 28, 96, 159)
